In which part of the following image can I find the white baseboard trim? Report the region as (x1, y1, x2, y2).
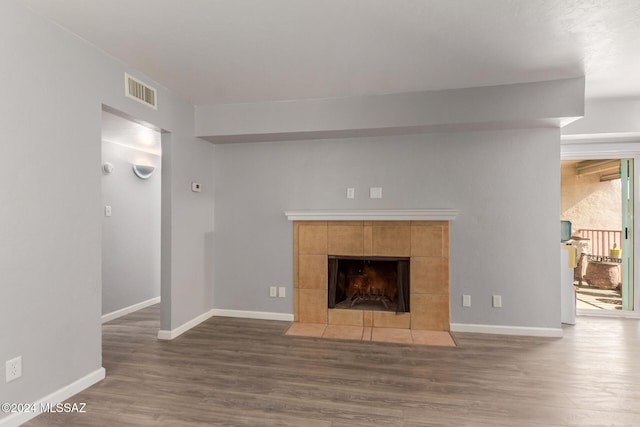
(577, 308, 640, 319)
(156, 309, 294, 340)
(157, 309, 216, 340)
(211, 309, 294, 322)
(102, 296, 161, 324)
(0, 367, 105, 427)
(450, 323, 563, 338)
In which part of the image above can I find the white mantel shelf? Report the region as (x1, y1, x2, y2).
(285, 209, 459, 221)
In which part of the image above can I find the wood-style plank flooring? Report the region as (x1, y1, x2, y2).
(26, 306, 640, 426)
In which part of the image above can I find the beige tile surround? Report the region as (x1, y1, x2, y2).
(293, 220, 450, 331)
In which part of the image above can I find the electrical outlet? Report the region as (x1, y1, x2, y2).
(462, 294, 471, 307)
(6, 356, 22, 383)
(492, 295, 502, 308)
(278, 287, 286, 298)
(346, 188, 355, 199)
(269, 286, 277, 297)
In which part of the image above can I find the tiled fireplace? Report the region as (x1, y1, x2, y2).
(287, 210, 456, 331)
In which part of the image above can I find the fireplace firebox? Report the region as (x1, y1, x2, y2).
(328, 256, 410, 313)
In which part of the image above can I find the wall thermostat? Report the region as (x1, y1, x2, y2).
(191, 182, 202, 192)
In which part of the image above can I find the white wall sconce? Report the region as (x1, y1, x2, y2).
(132, 164, 155, 180)
(102, 162, 114, 174)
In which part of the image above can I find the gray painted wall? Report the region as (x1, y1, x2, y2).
(0, 0, 214, 416)
(213, 129, 561, 328)
(161, 133, 215, 329)
(101, 141, 161, 315)
(0, 0, 565, 418)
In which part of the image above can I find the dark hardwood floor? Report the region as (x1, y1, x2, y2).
(26, 306, 640, 426)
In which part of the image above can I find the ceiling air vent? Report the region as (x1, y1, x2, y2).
(125, 73, 157, 109)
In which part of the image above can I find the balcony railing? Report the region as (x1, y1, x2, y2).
(576, 229, 622, 257)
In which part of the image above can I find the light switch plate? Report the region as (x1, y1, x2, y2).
(492, 295, 502, 308)
(105, 205, 112, 217)
(462, 295, 471, 307)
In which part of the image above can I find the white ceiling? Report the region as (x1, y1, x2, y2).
(21, 0, 640, 105)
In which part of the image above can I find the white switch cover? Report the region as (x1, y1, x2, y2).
(462, 295, 471, 307)
(105, 205, 112, 217)
(269, 286, 277, 297)
(278, 287, 286, 298)
(493, 295, 502, 308)
(346, 188, 355, 199)
(370, 187, 382, 199)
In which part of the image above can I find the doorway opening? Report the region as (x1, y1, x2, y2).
(561, 159, 634, 311)
(101, 107, 163, 323)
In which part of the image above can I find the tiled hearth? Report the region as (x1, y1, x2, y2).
(289, 216, 453, 335)
(285, 323, 456, 346)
